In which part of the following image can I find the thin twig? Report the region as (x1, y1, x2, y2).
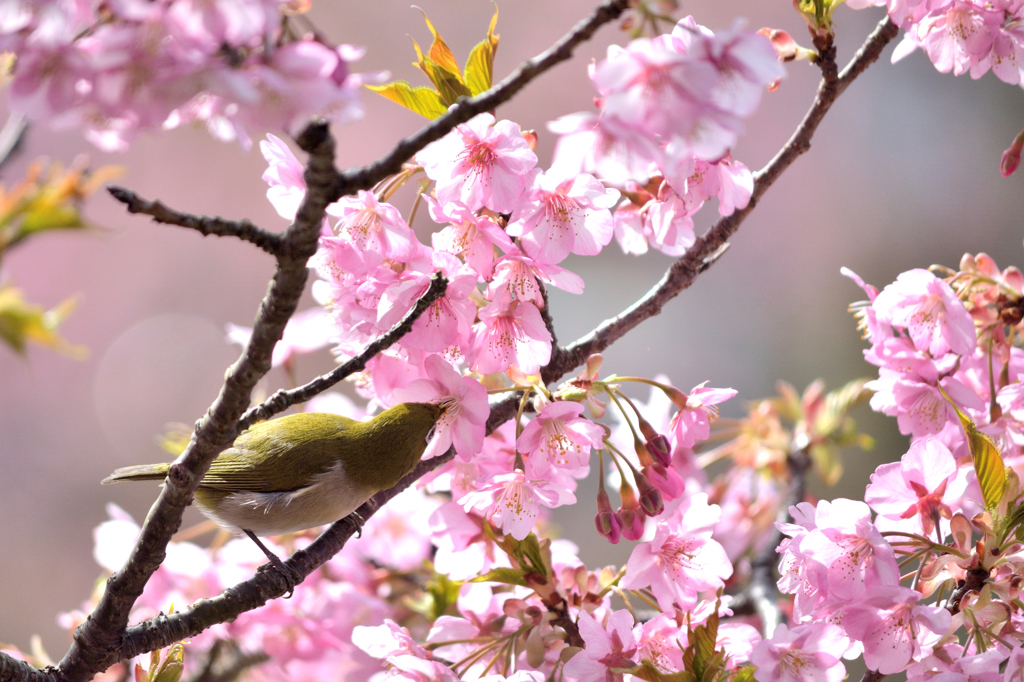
(238, 272, 450, 429)
(187, 641, 270, 682)
(107, 186, 283, 256)
(545, 16, 899, 383)
(330, 0, 632, 198)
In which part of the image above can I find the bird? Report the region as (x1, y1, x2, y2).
(102, 401, 446, 594)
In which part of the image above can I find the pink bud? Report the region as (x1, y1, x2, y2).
(634, 472, 664, 516)
(645, 434, 671, 467)
(1002, 129, 1024, 178)
(619, 505, 646, 541)
(595, 487, 622, 544)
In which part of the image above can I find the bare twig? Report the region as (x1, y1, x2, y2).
(107, 186, 284, 256)
(330, 0, 631, 198)
(239, 272, 450, 428)
(187, 641, 270, 682)
(545, 16, 899, 382)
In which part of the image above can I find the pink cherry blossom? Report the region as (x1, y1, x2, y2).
(260, 133, 306, 220)
(563, 609, 638, 682)
(467, 290, 553, 376)
(324, 190, 418, 273)
(865, 437, 967, 538)
(843, 586, 951, 675)
(393, 354, 489, 460)
(488, 247, 585, 306)
(518, 401, 605, 477)
(506, 170, 619, 266)
(797, 498, 901, 603)
(459, 471, 573, 540)
(417, 112, 538, 214)
(872, 268, 977, 357)
(621, 493, 733, 611)
(671, 382, 738, 448)
(750, 623, 848, 682)
(426, 198, 514, 279)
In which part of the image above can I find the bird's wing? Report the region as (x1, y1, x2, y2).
(198, 413, 356, 493)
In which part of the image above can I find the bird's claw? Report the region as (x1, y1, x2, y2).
(347, 511, 366, 538)
(256, 558, 302, 598)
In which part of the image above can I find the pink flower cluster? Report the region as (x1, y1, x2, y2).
(1, 0, 375, 151)
(548, 16, 783, 257)
(848, 0, 1024, 85)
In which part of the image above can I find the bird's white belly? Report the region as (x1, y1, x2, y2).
(197, 462, 378, 537)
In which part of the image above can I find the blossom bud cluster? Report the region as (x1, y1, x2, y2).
(1, 0, 373, 151)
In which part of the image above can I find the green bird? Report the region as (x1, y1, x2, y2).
(103, 401, 446, 591)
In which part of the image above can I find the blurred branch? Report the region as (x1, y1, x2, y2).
(0, 113, 27, 175)
(107, 186, 284, 256)
(238, 272, 449, 429)
(187, 641, 269, 682)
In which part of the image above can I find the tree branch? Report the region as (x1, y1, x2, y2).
(106, 186, 284, 256)
(46, 122, 339, 682)
(238, 271, 450, 429)
(330, 0, 631, 198)
(545, 16, 898, 382)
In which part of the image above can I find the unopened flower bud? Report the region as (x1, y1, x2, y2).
(618, 504, 646, 541)
(634, 471, 664, 516)
(645, 434, 671, 467)
(1002, 129, 1024, 178)
(595, 487, 621, 544)
(522, 129, 539, 151)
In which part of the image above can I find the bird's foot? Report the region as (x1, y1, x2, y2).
(245, 529, 302, 598)
(347, 511, 366, 538)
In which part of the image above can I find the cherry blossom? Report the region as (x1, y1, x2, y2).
(749, 623, 848, 682)
(417, 112, 539, 214)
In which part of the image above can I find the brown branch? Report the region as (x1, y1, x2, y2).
(187, 641, 270, 682)
(45, 121, 339, 682)
(330, 0, 631, 198)
(861, 670, 886, 682)
(544, 16, 899, 383)
(0, 12, 900, 682)
(238, 271, 450, 429)
(107, 186, 283, 256)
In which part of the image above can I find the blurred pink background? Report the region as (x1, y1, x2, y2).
(1, 0, 1022, 655)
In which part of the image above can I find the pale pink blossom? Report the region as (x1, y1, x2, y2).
(621, 493, 733, 611)
(324, 190, 418, 273)
(506, 170, 620, 265)
(459, 471, 573, 540)
(865, 437, 967, 538)
(749, 623, 847, 682)
(260, 133, 306, 220)
(488, 247, 585, 305)
(417, 112, 538, 214)
(872, 268, 977, 357)
(843, 586, 951, 675)
(563, 610, 638, 682)
(426, 198, 514, 279)
(518, 401, 605, 477)
(393, 354, 489, 460)
(671, 382, 738, 448)
(467, 290, 553, 376)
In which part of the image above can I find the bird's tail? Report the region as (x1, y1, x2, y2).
(101, 463, 170, 484)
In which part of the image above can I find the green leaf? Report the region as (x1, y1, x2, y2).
(464, 7, 499, 96)
(365, 82, 448, 119)
(470, 567, 528, 586)
(940, 386, 1008, 510)
(417, 12, 463, 82)
(0, 283, 86, 358)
